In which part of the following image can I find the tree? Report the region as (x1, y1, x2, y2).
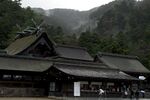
(0, 0, 42, 48)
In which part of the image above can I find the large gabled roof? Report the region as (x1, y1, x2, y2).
(96, 52, 150, 73)
(5, 31, 93, 61)
(55, 45, 93, 61)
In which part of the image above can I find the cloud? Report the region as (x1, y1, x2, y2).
(21, 0, 113, 11)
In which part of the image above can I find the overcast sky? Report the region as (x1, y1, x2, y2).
(21, 0, 114, 11)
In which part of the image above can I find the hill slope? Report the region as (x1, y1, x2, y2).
(32, 8, 98, 34)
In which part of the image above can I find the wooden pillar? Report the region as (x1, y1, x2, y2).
(61, 82, 67, 96)
(102, 81, 107, 90)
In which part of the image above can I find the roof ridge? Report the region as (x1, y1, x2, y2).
(53, 62, 115, 70)
(0, 53, 54, 61)
(0, 54, 91, 63)
(15, 31, 42, 40)
(56, 44, 87, 50)
(15, 26, 45, 40)
(98, 52, 139, 59)
(54, 56, 93, 61)
(54, 60, 106, 66)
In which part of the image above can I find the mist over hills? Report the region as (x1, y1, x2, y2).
(32, 0, 150, 70)
(32, 7, 99, 34)
(32, 0, 118, 35)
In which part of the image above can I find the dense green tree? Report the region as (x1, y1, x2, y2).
(79, 31, 101, 55)
(79, 31, 129, 56)
(0, 0, 41, 48)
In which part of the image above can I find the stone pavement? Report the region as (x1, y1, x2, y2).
(0, 98, 56, 100)
(0, 97, 149, 100)
(63, 97, 150, 100)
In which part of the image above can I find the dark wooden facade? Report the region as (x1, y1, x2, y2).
(0, 70, 48, 96)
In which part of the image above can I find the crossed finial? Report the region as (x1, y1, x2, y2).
(15, 19, 45, 39)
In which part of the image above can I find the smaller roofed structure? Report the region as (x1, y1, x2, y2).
(55, 45, 93, 61)
(52, 62, 138, 81)
(95, 52, 150, 73)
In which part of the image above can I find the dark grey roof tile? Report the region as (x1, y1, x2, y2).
(55, 45, 93, 61)
(97, 52, 150, 73)
(54, 63, 138, 80)
(0, 55, 52, 72)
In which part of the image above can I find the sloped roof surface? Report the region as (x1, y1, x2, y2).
(97, 52, 150, 73)
(5, 34, 38, 55)
(5, 32, 93, 62)
(53, 63, 138, 80)
(0, 55, 52, 72)
(55, 45, 93, 61)
(0, 54, 138, 80)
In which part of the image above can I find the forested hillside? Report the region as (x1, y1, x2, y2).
(79, 0, 150, 69)
(1, 0, 150, 69)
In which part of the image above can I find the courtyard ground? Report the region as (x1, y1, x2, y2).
(0, 97, 149, 100)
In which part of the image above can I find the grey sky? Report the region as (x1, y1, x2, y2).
(21, 0, 114, 11)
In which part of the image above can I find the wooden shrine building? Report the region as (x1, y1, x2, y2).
(0, 28, 149, 97)
(95, 52, 150, 90)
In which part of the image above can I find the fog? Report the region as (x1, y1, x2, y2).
(21, 0, 114, 11)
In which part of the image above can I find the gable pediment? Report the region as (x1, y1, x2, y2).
(5, 32, 56, 57)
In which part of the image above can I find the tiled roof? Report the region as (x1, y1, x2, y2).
(5, 34, 39, 55)
(0, 54, 52, 72)
(53, 62, 139, 80)
(96, 52, 150, 73)
(55, 44, 93, 61)
(0, 54, 139, 81)
(5, 32, 93, 61)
